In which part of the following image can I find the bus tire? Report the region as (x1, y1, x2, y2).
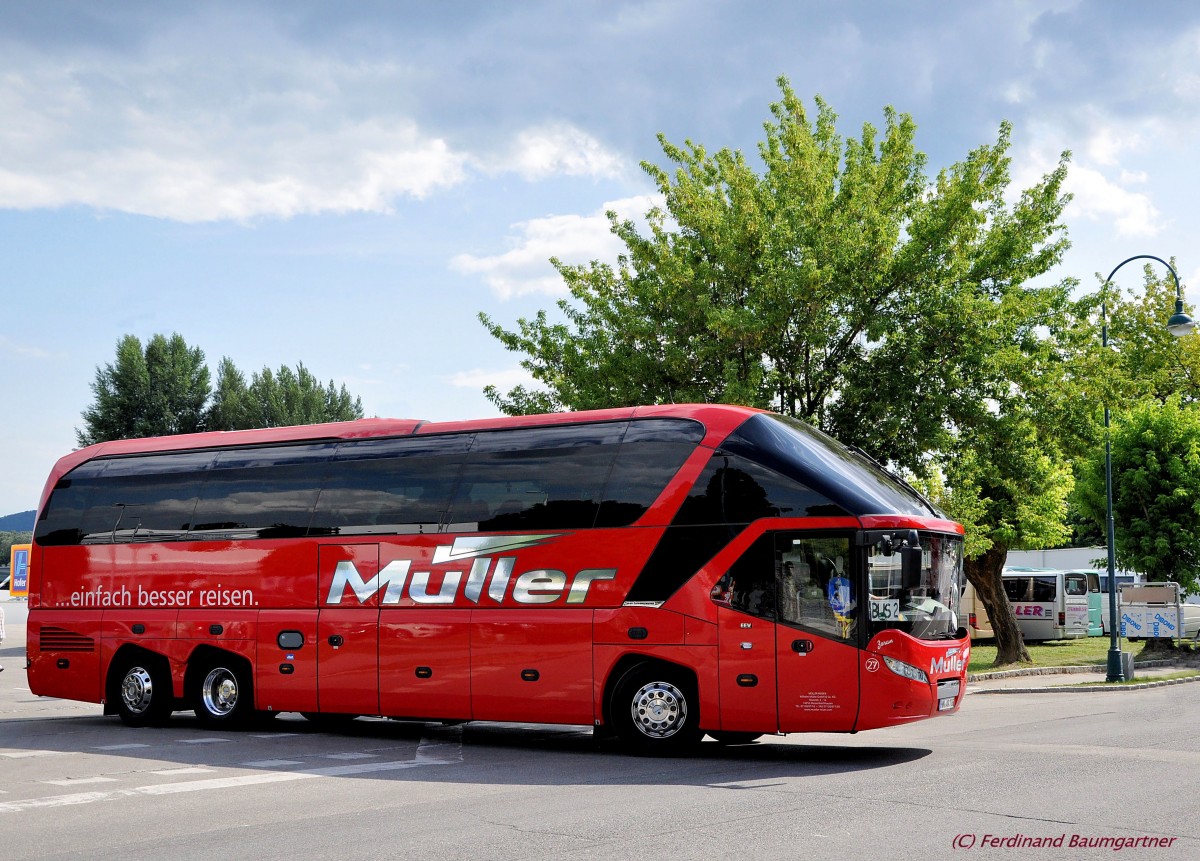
(111, 654, 174, 728)
(191, 657, 253, 727)
(709, 731, 762, 745)
(611, 664, 702, 755)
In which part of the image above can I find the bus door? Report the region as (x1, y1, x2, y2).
(1062, 571, 1090, 638)
(317, 544, 381, 716)
(716, 532, 860, 734)
(1084, 572, 1104, 636)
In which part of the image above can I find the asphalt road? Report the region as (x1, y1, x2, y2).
(2, 603, 1196, 861)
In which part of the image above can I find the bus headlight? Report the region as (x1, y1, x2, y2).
(883, 655, 929, 684)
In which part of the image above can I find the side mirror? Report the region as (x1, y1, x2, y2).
(900, 546, 923, 589)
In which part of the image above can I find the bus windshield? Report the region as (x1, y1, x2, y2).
(867, 534, 962, 640)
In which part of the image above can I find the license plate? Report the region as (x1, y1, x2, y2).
(937, 679, 960, 711)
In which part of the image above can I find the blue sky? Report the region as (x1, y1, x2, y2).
(3, 0, 1200, 516)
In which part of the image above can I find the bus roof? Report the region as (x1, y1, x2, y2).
(37, 404, 764, 513)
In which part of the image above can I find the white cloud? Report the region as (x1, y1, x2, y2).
(446, 366, 535, 391)
(1066, 165, 1161, 237)
(450, 194, 662, 299)
(0, 39, 625, 223)
(0, 335, 62, 360)
(488, 124, 626, 181)
(1011, 117, 1167, 239)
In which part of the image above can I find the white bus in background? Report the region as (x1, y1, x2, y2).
(958, 579, 993, 641)
(958, 569, 1089, 642)
(1002, 568, 1089, 641)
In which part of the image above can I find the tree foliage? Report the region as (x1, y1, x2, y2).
(480, 79, 1077, 665)
(78, 334, 210, 446)
(481, 78, 1071, 472)
(1075, 398, 1200, 594)
(77, 334, 364, 445)
(207, 359, 364, 430)
(2, 532, 32, 566)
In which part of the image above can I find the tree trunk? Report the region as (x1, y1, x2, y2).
(964, 542, 1031, 666)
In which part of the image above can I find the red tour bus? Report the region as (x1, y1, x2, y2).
(27, 404, 968, 752)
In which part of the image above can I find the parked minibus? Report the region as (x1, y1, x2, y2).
(1002, 567, 1089, 641)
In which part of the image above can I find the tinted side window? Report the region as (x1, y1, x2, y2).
(673, 452, 846, 526)
(1032, 575, 1057, 602)
(594, 420, 703, 527)
(445, 423, 626, 532)
(310, 435, 472, 535)
(1004, 577, 1034, 602)
(35, 460, 110, 546)
(78, 451, 215, 542)
(189, 444, 337, 539)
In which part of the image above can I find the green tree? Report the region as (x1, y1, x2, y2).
(79, 337, 365, 442)
(78, 333, 210, 446)
(480, 78, 1075, 664)
(1075, 398, 1200, 596)
(2, 532, 33, 566)
(206, 360, 363, 430)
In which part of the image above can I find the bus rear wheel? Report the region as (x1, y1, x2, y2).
(612, 665, 702, 755)
(112, 655, 173, 727)
(192, 659, 253, 727)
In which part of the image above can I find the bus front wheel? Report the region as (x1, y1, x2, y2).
(192, 659, 253, 727)
(112, 655, 174, 727)
(612, 665, 702, 755)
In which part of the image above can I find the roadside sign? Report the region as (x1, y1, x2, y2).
(8, 543, 29, 597)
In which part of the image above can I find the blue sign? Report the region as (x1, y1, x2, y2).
(10, 545, 29, 596)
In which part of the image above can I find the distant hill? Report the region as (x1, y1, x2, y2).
(0, 510, 35, 531)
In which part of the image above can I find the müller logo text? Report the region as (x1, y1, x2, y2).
(324, 534, 617, 606)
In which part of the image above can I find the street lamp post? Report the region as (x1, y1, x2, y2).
(1101, 254, 1193, 682)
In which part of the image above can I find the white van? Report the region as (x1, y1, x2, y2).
(1002, 567, 1090, 642)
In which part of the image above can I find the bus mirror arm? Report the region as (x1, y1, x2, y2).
(900, 546, 922, 589)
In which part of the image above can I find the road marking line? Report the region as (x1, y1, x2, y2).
(43, 777, 119, 787)
(178, 738, 230, 745)
(415, 731, 463, 764)
(322, 752, 377, 760)
(0, 750, 64, 759)
(241, 759, 303, 768)
(0, 743, 463, 815)
(93, 744, 150, 751)
(150, 767, 214, 776)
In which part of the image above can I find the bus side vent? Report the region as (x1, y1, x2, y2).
(40, 627, 96, 653)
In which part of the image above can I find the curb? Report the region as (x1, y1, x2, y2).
(968, 659, 1200, 694)
(967, 658, 1179, 682)
(969, 673, 1200, 694)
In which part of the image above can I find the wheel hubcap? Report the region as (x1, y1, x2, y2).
(202, 668, 238, 716)
(631, 680, 687, 739)
(121, 667, 154, 714)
